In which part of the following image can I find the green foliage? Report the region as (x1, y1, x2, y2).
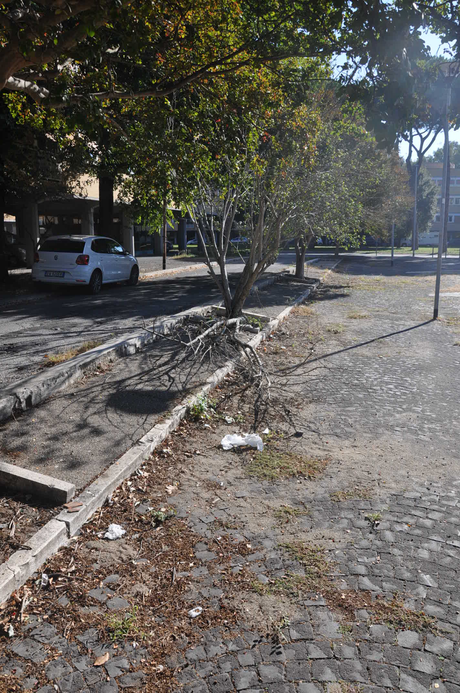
(107, 606, 139, 641)
(189, 394, 216, 421)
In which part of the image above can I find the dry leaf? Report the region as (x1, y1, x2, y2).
(165, 485, 176, 495)
(94, 652, 109, 666)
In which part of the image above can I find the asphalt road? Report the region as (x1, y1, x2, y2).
(0, 252, 297, 389)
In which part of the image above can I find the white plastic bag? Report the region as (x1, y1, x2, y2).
(221, 433, 264, 451)
(104, 523, 126, 540)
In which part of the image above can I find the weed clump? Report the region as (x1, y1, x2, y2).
(247, 451, 327, 481)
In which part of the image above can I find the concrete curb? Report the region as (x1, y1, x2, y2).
(0, 461, 75, 505)
(0, 267, 336, 604)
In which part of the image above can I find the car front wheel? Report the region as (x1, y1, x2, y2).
(88, 270, 102, 295)
(127, 265, 139, 286)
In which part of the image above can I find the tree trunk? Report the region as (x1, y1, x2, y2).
(295, 237, 306, 279)
(0, 159, 8, 283)
(98, 174, 114, 237)
(334, 241, 340, 257)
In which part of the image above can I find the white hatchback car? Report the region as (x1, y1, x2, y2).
(32, 235, 139, 294)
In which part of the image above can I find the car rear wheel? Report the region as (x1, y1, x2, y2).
(88, 270, 102, 295)
(127, 265, 139, 286)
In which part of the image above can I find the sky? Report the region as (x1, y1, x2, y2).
(399, 30, 460, 161)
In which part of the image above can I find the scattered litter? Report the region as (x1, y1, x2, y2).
(154, 665, 164, 673)
(63, 501, 84, 513)
(221, 433, 264, 451)
(104, 524, 126, 540)
(94, 652, 109, 666)
(204, 423, 211, 429)
(224, 416, 235, 424)
(166, 484, 177, 495)
(7, 624, 14, 638)
(41, 573, 49, 588)
(188, 606, 203, 618)
(262, 428, 270, 434)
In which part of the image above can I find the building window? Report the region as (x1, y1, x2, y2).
(73, 217, 81, 225)
(448, 215, 454, 223)
(435, 214, 441, 222)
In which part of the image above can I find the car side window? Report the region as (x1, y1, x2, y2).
(92, 239, 110, 254)
(112, 243, 125, 255)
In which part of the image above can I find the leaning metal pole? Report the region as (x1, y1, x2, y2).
(434, 90, 450, 319)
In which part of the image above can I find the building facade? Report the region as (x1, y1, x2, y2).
(425, 161, 460, 245)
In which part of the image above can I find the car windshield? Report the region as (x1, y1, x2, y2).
(39, 239, 85, 253)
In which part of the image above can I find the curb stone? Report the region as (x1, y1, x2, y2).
(0, 263, 339, 604)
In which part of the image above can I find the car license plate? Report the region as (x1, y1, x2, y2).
(45, 271, 64, 278)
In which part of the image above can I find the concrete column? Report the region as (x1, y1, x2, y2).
(153, 230, 163, 256)
(178, 218, 187, 251)
(121, 209, 135, 256)
(18, 203, 40, 268)
(81, 205, 94, 235)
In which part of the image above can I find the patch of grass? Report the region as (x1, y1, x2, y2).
(107, 606, 139, 641)
(247, 451, 327, 481)
(44, 340, 102, 366)
(365, 512, 382, 524)
(245, 315, 264, 329)
(189, 394, 216, 421)
(327, 323, 344, 334)
(274, 542, 438, 634)
(330, 487, 373, 502)
(274, 505, 310, 524)
(338, 623, 354, 635)
(294, 305, 316, 317)
(347, 312, 369, 320)
(441, 316, 460, 327)
(149, 507, 176, 526)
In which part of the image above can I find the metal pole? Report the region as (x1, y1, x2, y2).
(391, 221, 395, 267)
(412, 164, 418, 257)
(162, 192, 167, 271)
(434, 85, 451, 319)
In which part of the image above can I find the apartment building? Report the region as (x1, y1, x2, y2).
(425, 161, 460, 245)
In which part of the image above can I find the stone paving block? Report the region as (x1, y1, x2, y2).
(297, 685, 322, 693)
(206, 673, 234, 692)
(105, 657, 130, 678)
(83, 667, 104, 685)
(289, 623, 314, 641)
(285, 661, 311, 681)
(258, 664, 285, 683)
(359, 643, 384, 662)
(186, 646, 208, 662)
(425, 634, 454, 657)
(306, 643, 333, 659)
(10, 638, 48, 663)
(55, 670, 87, 692)
(368, 663, 400, 688)
(333, 644, 358, 659)
(397, 631, 423, 649)
(400, 671, 431, 693)
(443, 663, 460, 686)
(264, 684, 295, 693)
(411, 651, 441, 675)
(339, 659, 367, 682)
(233, 668, 259, 690)
(310, 660, 339, 682)
(238, 651, 261, 666)
(93, 682, 119, 693)
(45, 657, 73, 681)
(383, 645, 411, 667)
(118, 671, 146, 688)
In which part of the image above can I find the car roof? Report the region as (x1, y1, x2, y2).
(41, 235, 117, 242)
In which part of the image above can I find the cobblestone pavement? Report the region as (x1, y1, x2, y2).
(2, 257, 460, 693)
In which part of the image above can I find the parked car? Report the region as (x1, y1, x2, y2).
(231, 236, 249, 245)
(4, 232, 27, 268)
(32, 235, 139, 294)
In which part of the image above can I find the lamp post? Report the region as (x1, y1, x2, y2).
(412, 164, 418, 257)
(434, 61, 459, 319)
